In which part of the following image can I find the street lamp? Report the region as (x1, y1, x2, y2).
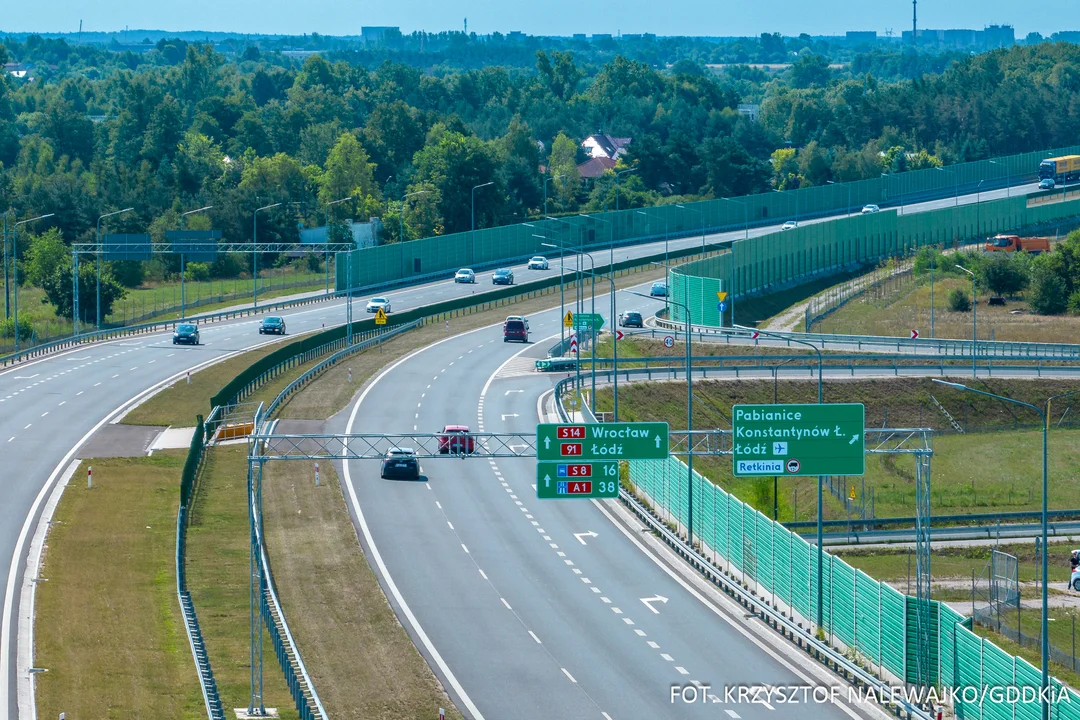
(935, 167, 958, 207)
(543, 174, 563, 217)
(252, 203, 282, 309)
(96, 207, 134, 329)
(400, 190, 429, 278)
(471, 181, 494, 265)
(976, 179, 986, 235)
(324, 196, 353, 295)
(956, 265, 977, 378)
(989, 159, 1011, 199)
(12, 214, 54, 352)
(934, 379, 1064, 720)
(179, 206, 213, 319)
(615, 167, 637, 212)
(881, 173, 904, 214)
(826, 180, 851, 216)
(733, 323, 825, 630)
(676, 203, 705, 255)
(630, 288, 694, 546)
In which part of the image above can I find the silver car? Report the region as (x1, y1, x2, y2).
(366, 297, 392, 313)
(528, 256, 549, 270)
(454, 268, 476, 283)
(861, 204, 880, 214)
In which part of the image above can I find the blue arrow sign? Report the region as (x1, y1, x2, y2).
(718, 302, 727, 312)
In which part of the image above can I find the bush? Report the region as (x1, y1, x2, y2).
(947, 288, 971, 312)
(1029, 274, 1069, 315)
(185, 262, 211, 282)
(0, 313, 33, 341)
(110, 260, 145, 288)
(1069, 291, 1080, 315)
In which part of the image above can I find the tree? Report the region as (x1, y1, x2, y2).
(319, 132, 379, 206)
(980, 255, 1029, 297)
(1028, 272, 1068, 315)
(411, 124, 502, 234)
(547, 133, 580, 208)
(790, 53, 830, 89)
(39, 96, 95, 165)
(41, 256, 126, 322)
(947, 288, 971, 312)
(22, 227, 68, 287)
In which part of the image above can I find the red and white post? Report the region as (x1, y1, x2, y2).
(87, 466, 92, 489)
(314, 462, 320, 487)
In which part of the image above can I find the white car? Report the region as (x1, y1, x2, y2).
(366, 297, 392, 313)
(528, 256, 549, 270)
(454, 268, 476, 283)
(781, 221, 798, 231)
(861, 204, 880, 214)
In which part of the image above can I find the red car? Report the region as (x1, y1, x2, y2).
(438, 425, 476, 454)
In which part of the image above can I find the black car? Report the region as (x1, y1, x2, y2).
(492, 268, 514, 285)
(172, 323, 200, 345)
(259, 316, 286, 335)
(619, 311, 643, 328)
(381, 447, 421, 479)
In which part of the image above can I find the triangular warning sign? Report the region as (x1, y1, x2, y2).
(563, 311, 574, 328)
(375, 308, 387, 325)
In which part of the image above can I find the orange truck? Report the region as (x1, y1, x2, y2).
(984, 235, 1051, 254)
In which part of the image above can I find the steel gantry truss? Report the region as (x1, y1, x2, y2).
(241, 422, 935, 714)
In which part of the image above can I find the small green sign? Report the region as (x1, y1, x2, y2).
(536, 461, 620, 499)
(572, 313, 605, 329)
(732, 403, 865, 477)
(536, 422, 669, 461)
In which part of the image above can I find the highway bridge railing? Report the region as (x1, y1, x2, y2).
(176, 415, 226, 720)
(558, 376, 1080, 718)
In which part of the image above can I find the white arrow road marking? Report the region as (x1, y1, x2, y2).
(574, 531, 598, 545)
(640, 595, 669, 614)
(12, 374, 38, 379)
(505, 389, 524, 395)
(501, 413, 519, 420)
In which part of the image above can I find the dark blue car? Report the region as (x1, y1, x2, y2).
(492, 268, 514, 285)
(172, 323, 200, 345)
(259, 316, 286, 335)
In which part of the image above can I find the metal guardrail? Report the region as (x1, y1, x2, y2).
(264, 320, 422, 418)
(817, 521, 1080, 546)
(784, 509, 1080, 533)
(551, 377, 933, 720)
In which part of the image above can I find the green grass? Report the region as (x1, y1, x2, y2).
(838, 541, 1078, 584)
(597, 376, 1080, 520)
(34, 454, 205, 719)
(186, 446, 298, 718)
(738, 265, 874, 328)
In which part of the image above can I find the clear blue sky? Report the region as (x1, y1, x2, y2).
(1, 0, 1069, 38)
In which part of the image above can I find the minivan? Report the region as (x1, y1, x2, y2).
(503, 316, 529, 342)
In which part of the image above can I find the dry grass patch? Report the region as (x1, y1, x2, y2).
(262, 461, 464, 720)
(34, 453, 205, 720)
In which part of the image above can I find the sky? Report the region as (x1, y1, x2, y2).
(1, 0, 1071, 38)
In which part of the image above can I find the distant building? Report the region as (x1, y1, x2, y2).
(943, 29, 977, 46)
(572, 33, 588, 41)
(591, 34, 613, 42)
(576, 157, 617, 179)
(737, 104, 760, 122)
(361, 26, 398, 46)
(622, 34, 643, 41)
(506, 31, 525, 41)
(982, 24, 1015, 48)
(580, 133, 632, 161)
(902, 25, 1013, 49)
(845, 31, 877, 44)
(1052, 31, 1080, 44)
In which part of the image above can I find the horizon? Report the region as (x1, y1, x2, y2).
(0, 1, 1072, 40)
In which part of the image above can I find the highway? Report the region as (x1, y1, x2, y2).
(0, 176, 1046, 718)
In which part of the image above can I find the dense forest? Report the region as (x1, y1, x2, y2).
(3, 34, 1080, 326)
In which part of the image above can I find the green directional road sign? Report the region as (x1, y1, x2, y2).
(732, 403, 865, 477)
(536, 461, 620, 499)
(536, 422, 669, 461)
(572, 313, 605, 330)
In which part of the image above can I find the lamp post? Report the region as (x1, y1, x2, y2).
(96, 207, 134, 329)
(881, 172, 904, 214)
(989, 159, 1011, 199)
(826, 180, 851, 216)
(543, 173, 563, 217)
(615, 167, 637, 212)
(399, 190, 429, 278)
(630, 288, 694, 546)
(13, 214, 54, 352)
(934, 379, 1064, 720)
(956, 264, 977, 378)
(324, 196, 353, 295)
(179, 206, 213, 319)
(471, 181, 494, 265)
(676, 203, 705, 255)
(976, 179, 986, 235)
(734, 323, 825, 629)
(252, 203, 282, 309)
(2, 210, 13, 319)
(935, 167, 958, 207)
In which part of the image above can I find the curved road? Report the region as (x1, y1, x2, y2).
(0, 177, 1044, 718)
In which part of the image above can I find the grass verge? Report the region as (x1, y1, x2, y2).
(262, 461, 464, 719)
(595, 377, 1080, 520)
(837, 541, 1077, 585)
(186, 445, 298, 718)
(34, 454, 205, 719)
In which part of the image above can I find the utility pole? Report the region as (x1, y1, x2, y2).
(912, 0, 918, 46)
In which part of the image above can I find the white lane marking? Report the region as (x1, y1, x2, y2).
(556, 551, 566, 557)
(623, 618, 635, 625)
(611, 607, 622, 614)
(661, 653, 674, 662)
(435, 501, 442, 509)
(581, 577, 591, 584)
(129, 366, 138, 371)
(23, 425, 31, 430)
(675, 667, 689, 676)
(461, 543, 470, 554)
(601, 597, 611, 603)
(6, 438, 13, 443)
(602, 714, 614, 720)
(111, 374, 119, 379)
(447, 521, 454, 530)
(529, 631, 542, 644)
(647, 641, 660, 649)
(478, 569, 488, 580)
(634, 629, 646, 636)
(561, 668, 577, 683)
(57, 402, 65, 407)
(11, 375, 38, 380)
(40, 412, 47, 417)
(725, 711, 741, 719)
(75, 391, 83, 396)
(167, 353, 175, 357)
(500, 597, 512, 610)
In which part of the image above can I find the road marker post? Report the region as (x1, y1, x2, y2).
(315, 462, 320, 487)
(87, 466, 92, 489)
(186, 371, 190, 385)
(348, 368, 353, 383)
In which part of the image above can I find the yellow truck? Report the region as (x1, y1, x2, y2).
(984, 235, 1051, 254)
(1039, 155, 1080, 182)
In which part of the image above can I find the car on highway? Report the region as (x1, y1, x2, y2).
(1040, 178, 1056, 190)
(527, 256, 549, 270)
(438, 425, 475, 454)
(781, 221, 799, 230)
(492, 268, 514, 285)
(454, 268, 476, 283)
(381, 447, 421, 479)
(259, 316, 286, 335)
(619, 311, 643, 328)
(650, 282, 667, 297)
(503, 315, 529, 342)
(173, 323, 200, 345)
(861, 204, 880, 214)
(366, 297, 392, 313)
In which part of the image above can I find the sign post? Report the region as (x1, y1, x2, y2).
(731, 404, 865, 477)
